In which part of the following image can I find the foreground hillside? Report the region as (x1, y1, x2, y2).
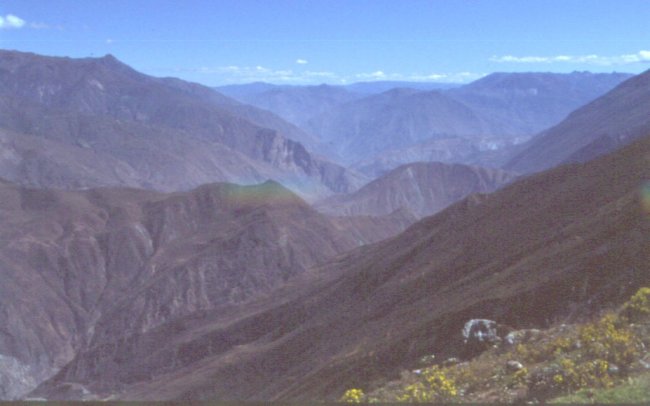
(32, 134, 650, 400)
(342, 287, 650, 403)
(0, 180, 409, 399)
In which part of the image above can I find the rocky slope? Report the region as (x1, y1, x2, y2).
(0, 179, 409, 399)
(32, 134, 650, 401)
(505, 69, 650, 174)
(315, 161, 516, 218)
(0, 50, 365, 197)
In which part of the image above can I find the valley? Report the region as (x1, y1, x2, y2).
(0, 37, 648, 402)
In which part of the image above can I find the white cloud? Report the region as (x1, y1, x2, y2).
(164, 64, 481, 85)
(296, 59, 308, 65)
(0, 14, 26, 29)
(355, 70, 389, 80)
(490, 50, 650, 66)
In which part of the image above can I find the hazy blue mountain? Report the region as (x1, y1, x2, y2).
(218, 83, 362, 128)
(342, 80, 460, 94)
(303, 72, 632, 167)
(448, 71, 633, 135)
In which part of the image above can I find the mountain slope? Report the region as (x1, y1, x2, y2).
(505, 70, 650, 174)
(0, 50, 364, 196)
(0, 179, 407, 399)
(315, 161, 516, 218)
(305, 88, 503, 163)
(448, 71, 632, 135)
(304, 72, 629, 165)
(34, 134, 650, 401)
(217, 83, 361, 129)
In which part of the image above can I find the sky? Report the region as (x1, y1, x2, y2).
(1, 0, 649, 86)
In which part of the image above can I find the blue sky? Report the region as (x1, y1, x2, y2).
(1, 0, 649, 85)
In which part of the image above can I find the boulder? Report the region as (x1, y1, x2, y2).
(506, 360, 524, 372)
(462, 319, 502, 357)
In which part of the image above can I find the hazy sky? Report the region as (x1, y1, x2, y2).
(1, 0, 649, 85)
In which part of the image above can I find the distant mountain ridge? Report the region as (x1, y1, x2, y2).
(447, 71, 633, 135)
(217, 72, 631, 170)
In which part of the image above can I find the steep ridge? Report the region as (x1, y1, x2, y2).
(0, 179, 407, 399)
(0, 50, 365, 196)
(315, 161, 516, 218)
(505, 69, 650, 174)
(34, 134, 650, 400)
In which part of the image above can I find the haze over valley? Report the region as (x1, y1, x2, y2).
(0, 0, 648, 402)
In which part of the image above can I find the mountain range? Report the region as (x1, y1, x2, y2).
(0, 50, 365, 198)
(220, 72, 631, 169)
(1, 48, 648, 402)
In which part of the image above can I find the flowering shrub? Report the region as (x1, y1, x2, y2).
(340, 388, 366, 403)
(578, 313, 642, 369)
(554, 357, 613, 390)
(623, 287, 650, 320)
(396, 365, 458, 403)
(512, 367, 529, 387)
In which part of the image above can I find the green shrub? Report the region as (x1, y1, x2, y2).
(515, 334, 574, 363)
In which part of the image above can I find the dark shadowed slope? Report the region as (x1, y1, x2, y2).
(34, 134, 650, 401)
(0, 179, 407, 399)
(0, 50, 365, 196)
(315, 161, 516, 218)
(505, 70, 650, 174)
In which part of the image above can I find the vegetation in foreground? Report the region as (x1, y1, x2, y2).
(340, 287, 650, 403)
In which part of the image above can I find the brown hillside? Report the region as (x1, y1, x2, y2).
(34, 134, 650, 400)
